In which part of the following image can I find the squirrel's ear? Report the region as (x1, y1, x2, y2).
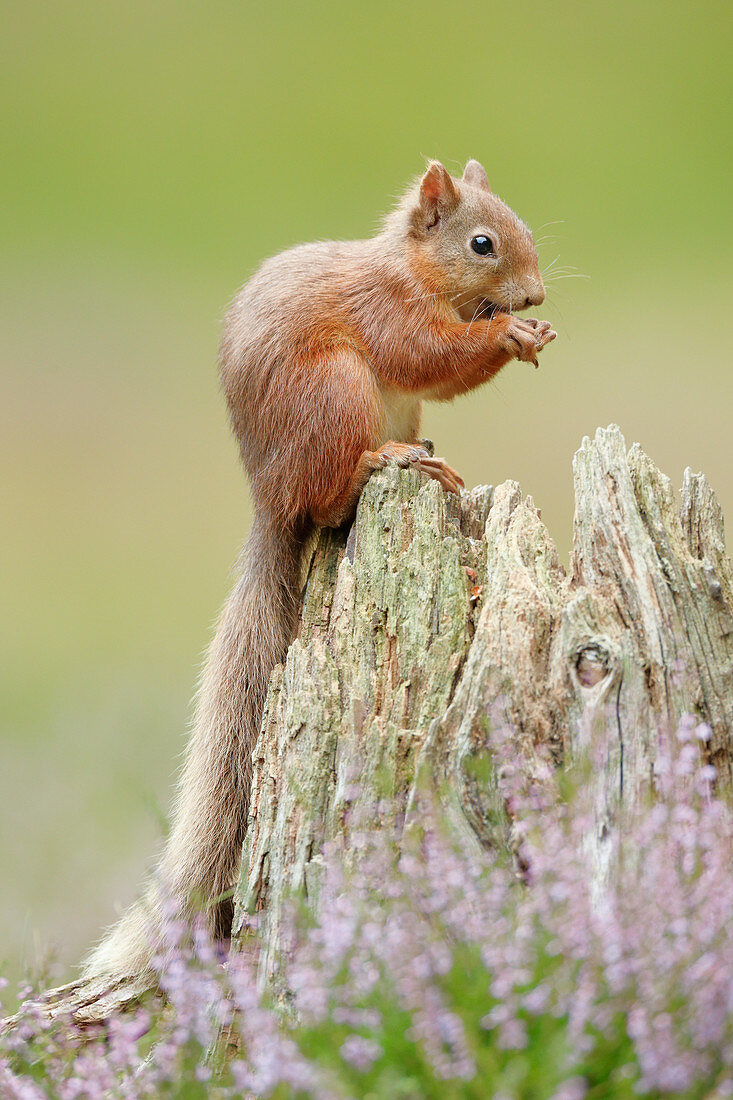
(462, 159, 491, 192)
(417, 161, 459, 226)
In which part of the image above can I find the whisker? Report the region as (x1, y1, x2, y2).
(541, 253, 563, 276)
(403, 291, 443, 304)
(465, 296, 485, 338)
(542, 291, 571, 338)
(403, 289, 477, 306)
(544, 273, 590, 282)
(543, 265, 585, 276)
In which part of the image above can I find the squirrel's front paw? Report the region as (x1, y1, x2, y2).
(501, 317, 556, 368)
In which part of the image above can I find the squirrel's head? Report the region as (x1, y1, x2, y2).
(399, 159, 545, 321)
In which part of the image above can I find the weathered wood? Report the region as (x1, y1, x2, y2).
(10, 424, 732, 1027)
(232, 424, 733, 985)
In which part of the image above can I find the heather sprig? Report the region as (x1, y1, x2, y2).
(1, 715, 731, 1098)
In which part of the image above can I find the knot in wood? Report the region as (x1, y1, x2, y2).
(574, 642, 612, 688)
(703, 562, 723, 602)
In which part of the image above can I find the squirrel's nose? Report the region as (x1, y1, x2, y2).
(523, 281, 545, 309)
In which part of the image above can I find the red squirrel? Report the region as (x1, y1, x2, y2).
(84, 159, 555, 981)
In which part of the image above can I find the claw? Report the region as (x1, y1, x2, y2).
(415, 457, 464, 495)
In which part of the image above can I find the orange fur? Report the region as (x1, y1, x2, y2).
(84, 160, 556, 983)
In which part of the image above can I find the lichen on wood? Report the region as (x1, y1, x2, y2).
(11, 424, 732, 1025)
(233, 424, 733, 984)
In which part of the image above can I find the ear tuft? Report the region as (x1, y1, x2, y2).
(462, 159, 491, 192)
(419, 161, 459, 220)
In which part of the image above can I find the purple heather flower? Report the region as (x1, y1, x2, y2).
(339, 1034, 383, 1071)
(2, 714, 733, 1096)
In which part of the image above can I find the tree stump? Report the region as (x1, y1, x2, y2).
(232, 424, 733, 987)
(8, 424, 733, 1026)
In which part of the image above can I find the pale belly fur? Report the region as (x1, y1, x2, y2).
(378, 386, 421, 444)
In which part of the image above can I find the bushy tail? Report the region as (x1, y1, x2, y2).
(83, 512, 308, 980)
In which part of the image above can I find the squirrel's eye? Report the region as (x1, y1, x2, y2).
(471, 235, 494, 256)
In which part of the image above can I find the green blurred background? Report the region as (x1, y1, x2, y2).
(2, 0, 732, 985)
